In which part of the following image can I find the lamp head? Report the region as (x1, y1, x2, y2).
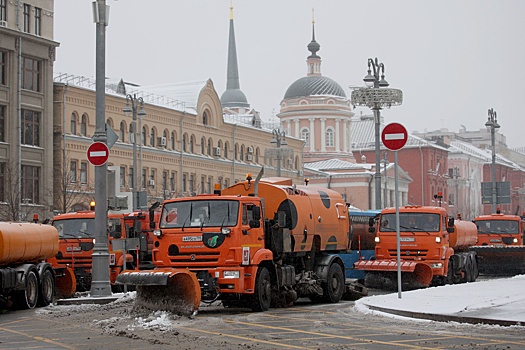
(363, 69, 375, 87)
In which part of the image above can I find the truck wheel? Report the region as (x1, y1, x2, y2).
(38, 269, 55, 306)
(322, 263, 344, 303)
(251, 267, 271, 312)
(15, 270, 39, 309)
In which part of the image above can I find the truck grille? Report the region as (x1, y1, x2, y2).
(169, 251, 221, 265)
(387, 249, 429, 259)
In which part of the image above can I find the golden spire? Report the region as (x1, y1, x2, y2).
(230, 0, 234, 20)
(312, 7, 315, 24)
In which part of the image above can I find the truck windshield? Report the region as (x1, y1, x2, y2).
(52, 218, 96, 238)
(380, 213, 440, 232)
(160, 200, 239, 229)
(474, 220, 519, 234)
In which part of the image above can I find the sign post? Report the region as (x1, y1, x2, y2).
(382, 122, 408, 299)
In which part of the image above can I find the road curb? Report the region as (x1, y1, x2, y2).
(364, 304, 524, 327)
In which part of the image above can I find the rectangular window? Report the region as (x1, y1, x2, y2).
(0, 51, 6, 86)
(0, 105, 5, 142)
(0, 162, 4, 202)
(182, 173, 187, 192)
(34, 7, 41, 36)
(200, 175, 205, 194)
(22, 57, 41, 92)
(207, 177, 212, 194)
(0, 0, 7, 22)
(142, 168, 147, 189)
(120, 166, 126, 188)
(189, 174, 195, 193)
(162, 171, 168, 191)
(23, 4, 30, 33)
(170, 171, 176, 191)
(21, 109, 40, 146)
(22, 165, 39, 204)
(69, 161, 77, 183)
(80, 162, 87, 184)
(128, 167, 134, 189)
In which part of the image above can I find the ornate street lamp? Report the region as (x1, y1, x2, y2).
(352, 58, 403, 209)
(271, 129, 287, 177)
(485, 108, 500, 213)
(123, 94, 146, 210)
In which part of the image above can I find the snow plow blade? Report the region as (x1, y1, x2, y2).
(354, 260, 433, 287)
(55, 267, 76, 299)
(470, 245, 525, 275)
(116, 268, 201, 316)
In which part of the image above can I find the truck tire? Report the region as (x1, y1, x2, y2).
(251, 267, 271, 312)
(15, 270, 39, 309)
(322, 263, 345, 303)
(38, 269, 55, 306)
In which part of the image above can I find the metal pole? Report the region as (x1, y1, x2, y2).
(383, 152, 388, 207)
(374, 107, 382, 209)
(491, 124, 497, 214)
(90, 0, 111, 297)
(394, 150, 401, 298)
(132, 103, 137, 209)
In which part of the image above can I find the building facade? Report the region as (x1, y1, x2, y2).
(0, 0, 57, 220)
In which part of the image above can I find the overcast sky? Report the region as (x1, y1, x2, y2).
(54, 1, 525, 148)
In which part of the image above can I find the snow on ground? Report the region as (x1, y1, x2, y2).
(355, 274, 525, 324)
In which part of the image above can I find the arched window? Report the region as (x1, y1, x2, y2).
(142, 126, 147, 146)
(182, 133, 187, 152)
(171, 131, 176, 150)
(202, 110, 208, 125)
(162, 130, 168, 148)
(129, 123, 134, 143)
(150, 128, 155, 147)
(207, 138, 212, 156)
(201, 137, 206, 154)
(224, 142, 229, 159)
(326, 128, 334, 147)
(300, 128, 309, 145)
(255, 148, 260, 164)
(119, 121, 126, 142)
(189, 135, 195, 153)
(234, 143, 238, 160)
(80, 114, 87, 136)
(70, 113, 77, 135)
(240, 145, 244, 161)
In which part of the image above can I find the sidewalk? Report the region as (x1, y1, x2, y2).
(354, 275, 525, 327)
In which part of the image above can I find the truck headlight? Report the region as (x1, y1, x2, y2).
(435, 236, 441, 243)
(429, 263, 442, 268)
(223, 270, 240, 279)
(153, 229, 162, 237)
(513, 238, 518, 243)
(374, 236, 380, 243)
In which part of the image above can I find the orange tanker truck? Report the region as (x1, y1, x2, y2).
(470, 211, 525, 275)
(0, 222, 60, 309)
(354, 206, 479, 290)
(117, 170, 352, 315)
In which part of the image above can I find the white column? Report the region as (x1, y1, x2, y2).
(286, 119, 291, 136)
(320, 117, 326, 152)
(309, 117, 315, 150)
(295, 119, 300, 139)
(335, 118, 341, 152)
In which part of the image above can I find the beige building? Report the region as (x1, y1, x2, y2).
(52, 76, 304, 213)
(0, 0, 57, 220)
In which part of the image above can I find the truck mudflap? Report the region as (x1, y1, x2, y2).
(354, 260, 433, 286)
(116, 268, 201, 316)
(470, 245, 525, 275)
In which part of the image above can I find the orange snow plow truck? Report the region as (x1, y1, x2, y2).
(354, 206, 478, 290)
(117, 170, 351, 315)
(0, 222, 64, 309)
(470, 211, 525, 275)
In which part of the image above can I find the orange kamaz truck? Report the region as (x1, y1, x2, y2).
(354, 206, 478, 290)
(48, 203, 158, 296)
(470, 211, 525, 275)
(117, 171, 352, 315)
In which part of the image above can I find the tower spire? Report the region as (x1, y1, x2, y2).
(306, 8, 321, 76)
(220, 0, 250, 108)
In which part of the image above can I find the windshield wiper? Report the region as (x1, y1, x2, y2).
(181, 203, 193, 231)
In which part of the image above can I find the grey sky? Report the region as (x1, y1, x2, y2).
(54, 1, 525, 147)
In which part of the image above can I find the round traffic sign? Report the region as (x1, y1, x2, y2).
(381, 123, 408, 151)
(87, 142, 109, 166)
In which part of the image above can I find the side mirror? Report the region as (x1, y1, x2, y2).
(249, 220, 260, 229)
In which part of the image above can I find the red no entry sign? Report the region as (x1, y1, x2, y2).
(87, 142, 109, 166)
(382, 123, 408, 151)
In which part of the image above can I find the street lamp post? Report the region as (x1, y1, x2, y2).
(381, 152, 389, 207)
(485, 108, 500, 214)
(271, 129, 287, 177)
(123, 94, 146, 210)
(351, 58, 403, 209)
